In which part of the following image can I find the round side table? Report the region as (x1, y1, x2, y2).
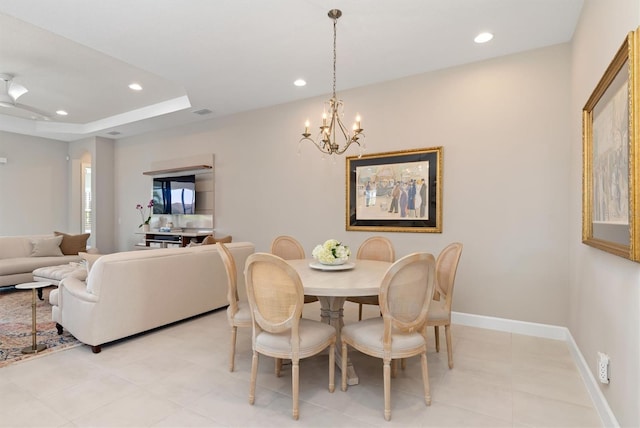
(15, 281, 52, 354)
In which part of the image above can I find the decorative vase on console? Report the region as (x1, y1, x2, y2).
(142, 224, 150, 232)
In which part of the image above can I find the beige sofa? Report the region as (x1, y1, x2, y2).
(50, 242, 255, 353)
(0, 235, 83, 287)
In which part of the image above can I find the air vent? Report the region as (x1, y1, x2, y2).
(107, 131, 122, 136)
(193, 108, 213, 116)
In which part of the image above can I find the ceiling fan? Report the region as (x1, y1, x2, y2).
(0, 73, 50, 119)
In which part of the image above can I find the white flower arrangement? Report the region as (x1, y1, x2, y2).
(312, 239, 351, 265)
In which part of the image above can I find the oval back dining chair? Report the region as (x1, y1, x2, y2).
(270, 235, 318, 303)
(217, 242, 252, 372)
(244, 253, 336, 420)
(346, 236, 396, 319)
(427, 242, 463, 369)
(270, 235, 305, 260)
(341, 252, 436, 421)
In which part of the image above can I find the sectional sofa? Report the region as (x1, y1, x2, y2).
(50, 241, 255, 353)
(0, 234, 85, 287)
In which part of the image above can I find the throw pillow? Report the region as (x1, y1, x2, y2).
(31, 235, 64, 257)
(202, 235, 216, 245)
(54, 231, 90, 255)
(79, 251, 102, 273)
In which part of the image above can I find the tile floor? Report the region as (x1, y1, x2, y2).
(0, 302, 602, 427)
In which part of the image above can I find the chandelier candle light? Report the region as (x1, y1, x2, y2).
(299, 9, 365, 157)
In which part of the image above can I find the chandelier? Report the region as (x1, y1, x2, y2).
(299, 9, 365, 157)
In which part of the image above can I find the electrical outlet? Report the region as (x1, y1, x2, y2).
(597, 352, 610, 384)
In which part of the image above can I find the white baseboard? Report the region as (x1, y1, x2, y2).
(451, 311, 619, 427)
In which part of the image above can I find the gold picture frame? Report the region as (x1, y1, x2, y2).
(582, 28, 640, 261)
(346, 147, 442, 233)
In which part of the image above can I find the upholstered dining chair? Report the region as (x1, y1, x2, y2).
(346, 236, 396, 320)
(341, 252, 436, 421)
(270, 235, 305, 259)
(427, 242, 463, 369)
(270, 235, 318, 304)
(244, 252, 336, 420)
(217, 242, 252, 372)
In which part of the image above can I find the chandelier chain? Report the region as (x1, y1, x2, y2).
(332, 15, 337, 99)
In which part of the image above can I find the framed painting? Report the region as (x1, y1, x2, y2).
(346, 147, 442, 232)
(582, 28, 640, 261)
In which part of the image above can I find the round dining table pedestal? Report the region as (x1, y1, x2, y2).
(287, 259, 391, 386)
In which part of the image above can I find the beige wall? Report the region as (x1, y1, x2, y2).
(570, 1, 640, 426)
(0, 131, 69, 235)
(115, 43, 572, 328)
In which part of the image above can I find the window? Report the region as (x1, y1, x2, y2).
(82, 164, 92, 233)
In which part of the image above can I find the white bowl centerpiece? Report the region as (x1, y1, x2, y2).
(312, 239, 351, 265)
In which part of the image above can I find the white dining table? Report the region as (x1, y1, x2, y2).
(286, 258, 391, 385)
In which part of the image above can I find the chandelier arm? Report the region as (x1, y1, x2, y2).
(299, 136, 331, 155)
(334, 114, 351, 143)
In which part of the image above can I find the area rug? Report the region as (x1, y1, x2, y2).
(0, 286, 80, 368)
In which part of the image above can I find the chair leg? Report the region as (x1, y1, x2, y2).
(358, 303, 363, 321)
(445, 324, 453, 369)
(434, 326, 440, 352)
(292, 359, 299, 420)
(329, 341, 335, 393)
(401, 358, 406, 370)
(275, 358, 282, 377)
(383, 358, 392, 421)
(249, 352, 258, 405)
(420, 351, 431, 405)
(341, 342, 348, 392)
(229, 326, 237, 372)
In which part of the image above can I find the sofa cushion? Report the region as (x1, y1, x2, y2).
(0, 256, 81, 276)
(31, 235, 64, 257)
(54, 231, 90, 255)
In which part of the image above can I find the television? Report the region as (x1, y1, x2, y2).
(152, 175, 196, 214)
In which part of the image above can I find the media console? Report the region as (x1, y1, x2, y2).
(135, 230, 214, 248)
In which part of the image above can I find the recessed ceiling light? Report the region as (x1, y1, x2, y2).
(474, 32, 494, 44)
(128, 83, 143, 91)
(294, 79, 307, 87)
(56, 110, 68, 116)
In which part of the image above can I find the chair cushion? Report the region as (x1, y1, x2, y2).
(54, 231, 90, 255)
(228, 301, 252, 326)
(31, 235, 64, 257)
(342, 318, 426, 357)
(427, 299, 449, 322)
(255, 318, 335, 357)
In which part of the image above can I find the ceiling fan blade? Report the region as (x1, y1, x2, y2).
(8, 82, 28, 101)
(13, 102, 50, 119)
